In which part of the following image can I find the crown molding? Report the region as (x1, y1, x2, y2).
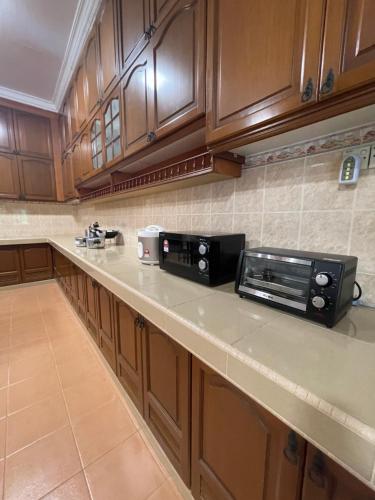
(52, 0, 102, 112)
(0, 85, 57, 112)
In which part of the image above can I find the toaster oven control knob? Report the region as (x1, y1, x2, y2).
(198, 258, 208, 272)
(312, 295, 327, 309)
(198, 243, 208, 255)
(315, 273, 331, 287)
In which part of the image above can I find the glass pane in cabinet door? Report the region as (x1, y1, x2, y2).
(96, 134, 102, 152)
(92, 156, 98, 169)
(91, 140, 96, 156)
(112, 116, 120, 138)
(105, 125, 112, 145)
(95, 119, 101, 135)
(91, 125, 96, 140)
(97, 153, 103, 168)
(106, 145, 113, 162)
(113, 139, 121, 158)
(104, 107, 111, 125)
(111, 98, 119, 116)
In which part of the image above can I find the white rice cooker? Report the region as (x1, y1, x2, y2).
(137, 225, 164, 265)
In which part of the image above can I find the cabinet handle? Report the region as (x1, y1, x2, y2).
(147, 131, 156, 143)
(145, 24, 156, 40)
(134, 316, 140, 327)
(283, 431, 298, 465)
(320, 68, 335, 95)
(307, 451, 326, 489)
(301, 78, 314, 103)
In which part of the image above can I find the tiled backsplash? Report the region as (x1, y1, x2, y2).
(0, 150, 374, 306)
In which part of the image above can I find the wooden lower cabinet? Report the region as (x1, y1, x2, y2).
(97, 284, 116, 370)
(19, 244, 53, 283)
(302, 444, 375, 500)
(191, 358, 306, 500)
(76, 266, 87, 320)
(0, 246, 21, 286)
(85, 274, 99, 344)
(114, 298, 144, 412)
(142, 321, 191, 486)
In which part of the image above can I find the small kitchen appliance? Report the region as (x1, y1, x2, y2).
(86, 236, 106, 249)
(138, 225, 165, 264)
(159, 232, 245, 286)
(235, 247, 358, 327)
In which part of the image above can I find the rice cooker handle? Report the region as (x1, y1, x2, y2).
(145, 225, 164, 232)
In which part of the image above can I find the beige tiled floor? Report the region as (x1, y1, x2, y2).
(0, 282, 186, 500)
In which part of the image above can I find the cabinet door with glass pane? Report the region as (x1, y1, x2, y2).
(103, 91, 123, 167)
(89, 114, 105, 172)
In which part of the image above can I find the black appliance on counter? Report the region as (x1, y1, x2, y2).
(235, 247, 358, 327)
(159, 232, 245, 286)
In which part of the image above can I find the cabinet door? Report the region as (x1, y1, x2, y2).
(152, 0, 205, 139)
(19, 244, 53, 283)
(62, 153, 75, 200)
(62, 99, 71, 147)
(67, 86, 78, 139)
(80, 131, 92, 180)
(302, 444, 375, 500)
(76, 267, 87, 321)
(118, 0, 150, 72)
(142, 322, 191, 485)
(14, 111, 52, 158)
(320, 0, 375, 98)
(0, 106, 15, 154)
(114, 298, 144, 412)
(0, 247, 21, 287)
(85, 33, 101, 116)
(75, 64, 87, 129)
(89, 115, 105, 172)
(0, 153, 20, 199)
(85, 274, 99, 343)
(97, 285, 116, 371)
(70, 264, 79, 305)
(191, 358, 306, 500)
(150, 0, 178, 28)
(71, 142, 81, 185)
(98, 0, 118, 97)
(206, 0, 325, 144)
(103, 93, 123, 166)
(122, 48, 154, 157)
(18, 156, 56, 201)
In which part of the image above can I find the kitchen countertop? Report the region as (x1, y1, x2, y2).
(2, 236, 375, 489)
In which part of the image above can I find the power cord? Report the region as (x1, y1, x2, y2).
(353, 281, 362, 301)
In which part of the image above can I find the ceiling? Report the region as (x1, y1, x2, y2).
(0, 0, 101, 112)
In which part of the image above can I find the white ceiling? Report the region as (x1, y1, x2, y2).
(0, 0, 101, 112)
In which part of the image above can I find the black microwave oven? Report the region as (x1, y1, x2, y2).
(235, 247, 358, 327)
(159, 232, 245, 286)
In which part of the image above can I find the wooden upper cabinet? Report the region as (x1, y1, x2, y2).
(85, 33, 101, 117)
(62, 100, 71, 148)
(103, 92, 122, 166)
(152, 0, 205, 139)
(150, 0, 178, 28)
(122, 47, 153, 157)
(0, 153, 20, 199)
(302, 444, 375, 500)
(0, 106, 15, 154)
(14, 111, 52, 158)
(320, 0, 375, 98)
(17, 156, 56, 201)
(62, 152, 75, 200)
(58, 113, 66, 155)
(79, 131, 92, 180)
(67, 85, 78, 139)
(118, 0, 150, 72)
(206, 0, 325, 144)
(71, 142, 81, 185)
(98, 0, 118, 97)
(191, 358, 306, 500)
(142, 322, 191, 485)
(75, 64, 87, 129)
(89, 114, 105, 171)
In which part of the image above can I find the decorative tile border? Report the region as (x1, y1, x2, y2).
(245, 122, 375, 167)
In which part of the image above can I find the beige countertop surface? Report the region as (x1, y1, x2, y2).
(2, 236, 375, 489)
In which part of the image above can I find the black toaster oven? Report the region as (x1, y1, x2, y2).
(235, 247, 358, 327)
(159, 232, 245, 286)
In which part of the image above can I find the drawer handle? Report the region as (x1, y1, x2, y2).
(301, 78, 313, 103)
(320, 68, 334, 95)
(308, 451, 326, 488)
(146, 131, 156, 143)
(145, 24, 156, 40)
(283, 431, 298, 465)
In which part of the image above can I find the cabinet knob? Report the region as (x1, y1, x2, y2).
(145, 24, 156, 40)
(308, 451, 326, 488)
(283, 431, 298, 465)
(147, 132, 156, 143)
(320, 68, 335, 95)
(301, 78, 314, 103)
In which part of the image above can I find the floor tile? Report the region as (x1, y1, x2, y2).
(85, 433, 165, 500)
(42, 472, 90, 500)
(9, 338, 51, 363)
(7, 393, 69, 455)
(0, 387, 7, 418)
(50, 336, 88, 365)
(8, 366, 61, 414)
(4, 426, 82, 500)
(0, 418, 6, 459)
(57, 348, 101, 389)
(10, 327, 47, 347)
(9, 351, 55, 384)
(73, 397, 137, 466)
(147, 478, 184, 500)
(0, 363, 9, 389)
(0, 335, 10, 351)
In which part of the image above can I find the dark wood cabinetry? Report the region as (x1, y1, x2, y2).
(17, 156, 56, 201)
(71, 142, 81, 185)
(62, 152, 75, 200)
(98, 0, 119, 98)
(0, 153, 20, 199)
(85, 274, 99, 343)
(152, 0, 205, 139)
(79, 131, 92, 181)
(85, 33, 101, 117)
(142, 321, 191, 485)
(191, 358, 306, 500)
(0, 247, 21, 286)
(0, 106, 15, 154)
(75, 65, 87, 130)
(68, 86, 78, 139)
(19, 244, 53, 283)
(97, 284, 116, 370)
(150, 0, 178, 28)
(14, 111, 53, 159)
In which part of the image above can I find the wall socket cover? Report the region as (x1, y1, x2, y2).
(369, 145, 375, 169)
(342, 145, 371, 169)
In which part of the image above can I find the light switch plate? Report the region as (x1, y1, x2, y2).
(342, 146, 371, 169)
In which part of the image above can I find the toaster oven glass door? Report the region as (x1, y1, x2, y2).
(238, 253, 313, 311)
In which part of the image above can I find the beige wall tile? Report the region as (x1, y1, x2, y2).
(300, 211, 351, 254)
(303, 152, 355, 210)
(350, 211, 375, 273)
(191, 184, 211, 214)
(356, 274, 375, 307)
(211, 214, 233, 233)
(356, 169, 375, 210)
(176, 188, 192, 214)
(211, 179, 234, 214)
(233, 213, 262, 248)
(264, 160, 304, 212)
(262, 212, 300, 248)
(234, 167, 265, 213)
(191, 214, 211, 233)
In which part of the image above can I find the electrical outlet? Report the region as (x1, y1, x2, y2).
(369, 145, 375, 169)
(342, 146, 371, 169)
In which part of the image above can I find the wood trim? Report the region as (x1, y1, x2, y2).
(50, 116, 64, 201)
(0, 97, 59, 119)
